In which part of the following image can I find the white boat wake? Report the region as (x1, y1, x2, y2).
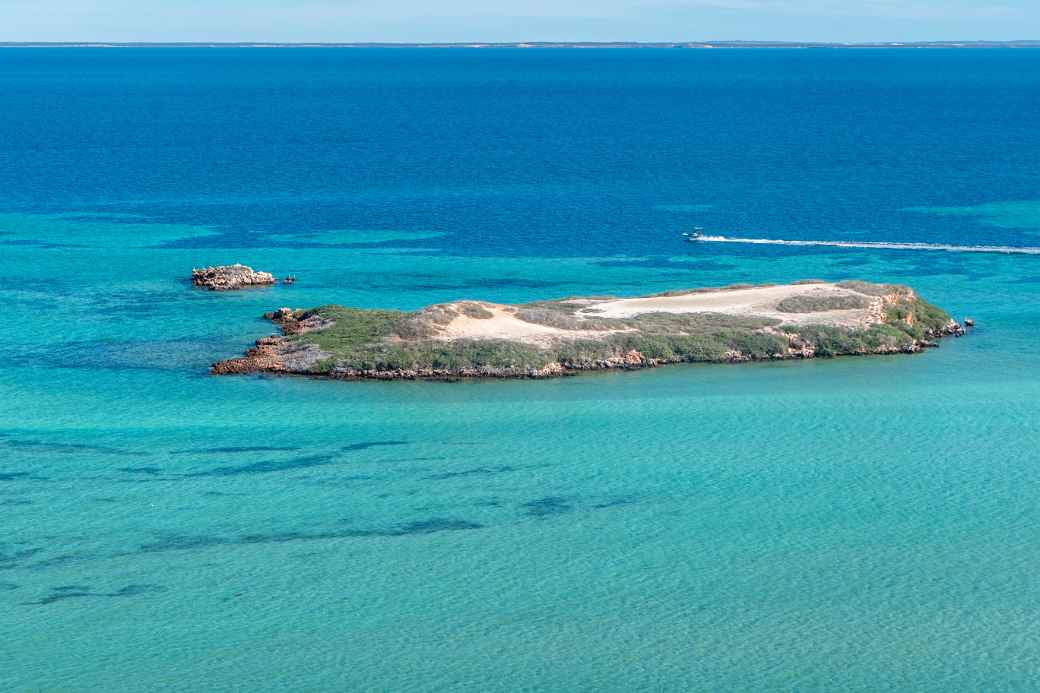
(693, 235, 1040, 256)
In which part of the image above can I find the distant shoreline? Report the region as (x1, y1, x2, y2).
(3, 41, 1040, 49)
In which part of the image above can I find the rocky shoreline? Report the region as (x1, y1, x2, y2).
(212, 312, 964, 380)
(212, 281, 966, 381)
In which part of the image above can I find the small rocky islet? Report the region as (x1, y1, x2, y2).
(211, 280, 966, 380)
(191, 264, 276, 291)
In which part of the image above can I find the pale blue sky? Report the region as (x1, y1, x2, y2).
(3, 0, 1038, 43)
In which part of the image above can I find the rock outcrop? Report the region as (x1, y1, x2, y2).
(210, 336, 328, 375)
(191, 264, 275, 291)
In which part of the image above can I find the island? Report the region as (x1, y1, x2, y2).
(192, 264, 275, 291)
(211, 280, 964, 380)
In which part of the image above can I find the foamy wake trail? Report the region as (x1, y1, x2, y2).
(696, 235, 1040, 256)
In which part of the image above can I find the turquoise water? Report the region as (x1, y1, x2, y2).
(4, 49, 1040, 690)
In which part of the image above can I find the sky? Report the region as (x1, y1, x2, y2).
(2, 0, 1039, 43)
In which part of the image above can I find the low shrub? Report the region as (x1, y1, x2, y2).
(776, 293, 872, 313)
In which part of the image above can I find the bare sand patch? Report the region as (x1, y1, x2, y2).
(579, 283, 882, 328)
(435, 305, 615, 346)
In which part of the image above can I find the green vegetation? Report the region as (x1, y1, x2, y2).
(776, 292, 873, 313)
(312, 339, 550, 374)
(513, 305, 613, 331)
(796, 296, 950, 356)
(295, 303, 794, 372)
(588, 328, 789, 362)
(835, 280, 904, 297)
(458, 302, 495, 319)
(882, 296, 951, 340)
(795, 324, 912, 356)
(296, 307, 412, 353)
(298, 306, 548, 372)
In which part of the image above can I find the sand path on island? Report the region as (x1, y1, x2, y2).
(576, 283, 881, 327)
(436, 305, 618, 346)
(432, 283, 883, 345)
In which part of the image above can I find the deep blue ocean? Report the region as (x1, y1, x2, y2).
(3, 48, 1040, 691)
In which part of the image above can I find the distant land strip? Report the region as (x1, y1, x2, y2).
(3, 41, 1040, 49)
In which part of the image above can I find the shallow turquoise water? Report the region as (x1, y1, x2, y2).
(4, 211, 1040, 690)
(4, 49, 1040, 690)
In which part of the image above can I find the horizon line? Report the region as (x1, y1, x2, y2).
(2, 40, 1040, 49)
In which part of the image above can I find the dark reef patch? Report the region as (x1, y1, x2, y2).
(181, 443, 412, 477)
(424, 465, 516, 481)
(397, 518, 483, 534)
(114, 584, 169, 597)
(341, 441, 410, 452)
(239, 531, 341, 544)
(0, 238, 84, 249)
(0, 546, 44, 569)
(133, 517, 484, 556)
(22, 553, 83, 571)
(238, 517, 483, 543)
(120, 465, 163, 475)
(4, 438, 146, 456)
(309, 474, 377, 486)
(138, 535, 230, 553)
(522, 496, 573, 517)
(25, 584, 167, 606)
(20, 507, 491, 573)
(592, 496, 638, 510)
(171, 446, 302, 455)
(187, 453, 339, 477)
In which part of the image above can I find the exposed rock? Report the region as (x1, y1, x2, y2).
(210, 335, 328, 375)
(262, 307, 335, 335)
(623, 349, 644, 366)
(191, 264, 275, 291)
(940, 319, 966, 337)
(271, 307, 295, 321)
(211, 337, 288, 374)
